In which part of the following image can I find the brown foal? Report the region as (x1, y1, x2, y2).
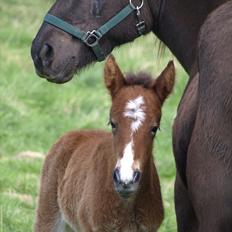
(34, 55, 175, 232)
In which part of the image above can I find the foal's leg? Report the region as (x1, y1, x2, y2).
(35, 145, 67, 232)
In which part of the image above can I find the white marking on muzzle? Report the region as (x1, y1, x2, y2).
(117, 96, 146, 183)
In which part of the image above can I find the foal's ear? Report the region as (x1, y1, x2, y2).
(104, 55, 125, 98)
(153, 61, 175, 104)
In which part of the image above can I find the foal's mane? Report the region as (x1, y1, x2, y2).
(124, 72, 154, 89)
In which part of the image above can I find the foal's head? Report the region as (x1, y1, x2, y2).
(104, 55, 175, 199)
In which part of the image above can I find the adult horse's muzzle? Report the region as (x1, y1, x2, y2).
(31, 0, 146, 84)
(31, 38, 78, 84)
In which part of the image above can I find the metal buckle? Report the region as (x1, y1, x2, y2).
(83, 30, 102, 47)
(136, 21, 145, 35)
(129, 0, 144, 10)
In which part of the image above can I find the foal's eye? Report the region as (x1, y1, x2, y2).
(108, 120, 117, 132)
(150, 126, 159, 136)
(110, 121, 116, 129)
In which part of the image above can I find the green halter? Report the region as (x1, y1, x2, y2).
(44, 0, 145, 61)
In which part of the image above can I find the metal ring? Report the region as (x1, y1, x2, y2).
(129, 0, 144, 10)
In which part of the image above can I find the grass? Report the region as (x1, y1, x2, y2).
(0, 0, 188, 231)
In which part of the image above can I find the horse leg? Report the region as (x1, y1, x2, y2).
(174, 172, 198, 232)
(173, 75, 199, 231)
(187, 114, 232, 232)
(35, 145, 68, 232)
(35, 173, 64, 231)
(78, 208, 94, 232)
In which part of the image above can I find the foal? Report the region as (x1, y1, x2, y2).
(35, 56, 175, 232)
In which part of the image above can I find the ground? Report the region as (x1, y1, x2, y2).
(0, 0, 187, 231)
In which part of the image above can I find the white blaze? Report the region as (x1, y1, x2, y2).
(118, 141, 134, 183)
(118, 96, 146, 182)
(123, 96, 146, 132)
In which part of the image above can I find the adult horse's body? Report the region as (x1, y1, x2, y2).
(178, 2, 232, 231)
(31, 0, 232, 231)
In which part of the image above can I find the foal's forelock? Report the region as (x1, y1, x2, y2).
(116, 95, 146, 183)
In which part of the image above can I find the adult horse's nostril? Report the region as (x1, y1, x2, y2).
(113, 168, 121, 184)
(133, 170, 141, 184)
(39, 43, 54, 67)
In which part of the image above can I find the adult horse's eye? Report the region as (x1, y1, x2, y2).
(151, 126, 159, 136)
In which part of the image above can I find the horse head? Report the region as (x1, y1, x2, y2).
(31, 0, 156, 83)
(104, 55, 175, 198)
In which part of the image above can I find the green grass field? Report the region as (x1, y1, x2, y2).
(0, 0, 188, 231)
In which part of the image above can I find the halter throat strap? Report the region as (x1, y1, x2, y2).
(44, 1, 145, 61)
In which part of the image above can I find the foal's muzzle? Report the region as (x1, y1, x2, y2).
(113, 168, 141, 198)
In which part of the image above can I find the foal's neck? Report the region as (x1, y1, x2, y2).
(148, 0, 226, 76)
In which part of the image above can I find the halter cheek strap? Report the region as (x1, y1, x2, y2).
(44, 1, 145, 61)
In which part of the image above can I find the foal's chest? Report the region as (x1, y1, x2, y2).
(93, 218, 149, 232)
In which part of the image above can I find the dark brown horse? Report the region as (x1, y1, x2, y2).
(176, 2, 232, 231)
(31, 0, 226, 83)
(31, 0, 232, 231)
(35, 56, 175, 231)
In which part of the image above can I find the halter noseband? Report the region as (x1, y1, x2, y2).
(43, 0, 145, 61)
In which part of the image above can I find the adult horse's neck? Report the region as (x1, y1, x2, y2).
(148, 0, 227, 76)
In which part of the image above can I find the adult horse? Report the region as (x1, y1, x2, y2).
(31, 0, 231, 231)
(179, 2, 232, 231)
(31, 0, 226, 82)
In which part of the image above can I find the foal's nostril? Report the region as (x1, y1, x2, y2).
(39, 43, 54, 67)
(133, 170, 141, 184)
(121, 182, 131, 189)
(113, 168, 121, 184)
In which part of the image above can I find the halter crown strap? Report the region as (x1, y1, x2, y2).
(44, 3, 144, 61)
(97, 4, 134, 35)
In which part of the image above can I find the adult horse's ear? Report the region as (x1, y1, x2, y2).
(104, 55, 125, 98)
(153, 61, 175, 104)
